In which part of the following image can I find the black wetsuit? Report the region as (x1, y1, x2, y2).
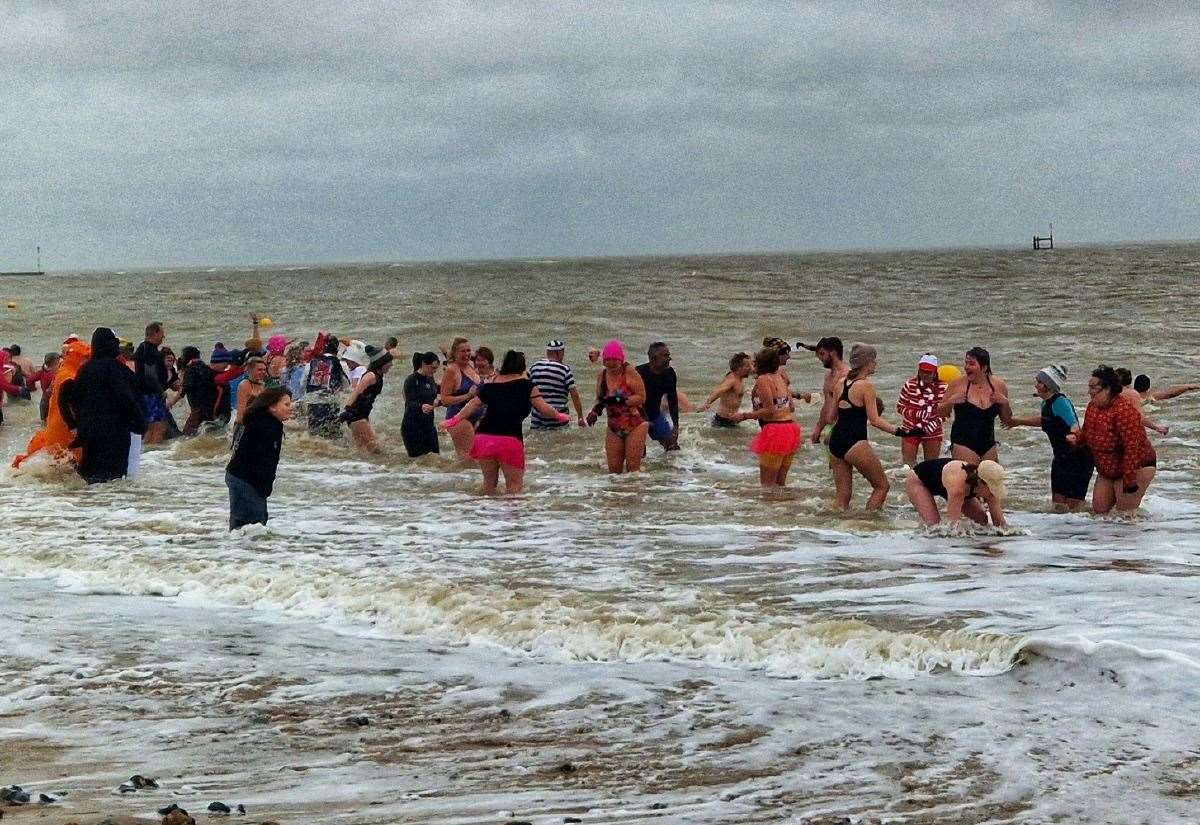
(58, 328, 147, 484)
(951, 394, 1001, 457)
(401, 372, 439, 458)
(1041, 393, 1095, 500)
(828, 378, 868, 460)
(637, 363, 679, 429)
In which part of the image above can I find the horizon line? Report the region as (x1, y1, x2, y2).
(10, 235, 1200, 275)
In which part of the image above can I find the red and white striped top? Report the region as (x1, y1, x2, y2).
(896, 377, 945, 437)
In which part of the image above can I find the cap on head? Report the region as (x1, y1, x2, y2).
(546, 339, 565, 352)
(601, 339, 626, 362)
(918, 353, 939, 372)
(1134, 374, 1151, 393)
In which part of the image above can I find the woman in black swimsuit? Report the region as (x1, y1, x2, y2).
(906, 457, 1007, 527)
(938, 347, 1012, 463)
(828, 343, 924, 510)
(342, 346, 393, 453)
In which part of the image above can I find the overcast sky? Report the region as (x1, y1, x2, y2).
(2, 2, 1197, 269)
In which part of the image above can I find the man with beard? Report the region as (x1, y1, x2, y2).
(798, 336, 848, 448)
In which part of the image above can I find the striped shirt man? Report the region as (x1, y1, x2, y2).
(529, 343, 578, 428)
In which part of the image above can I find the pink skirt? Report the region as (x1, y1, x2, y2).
(469, 433, 526, 469)
(750, 420, 802, 457)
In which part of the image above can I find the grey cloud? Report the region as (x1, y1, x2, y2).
(1, 2, 1197, 268)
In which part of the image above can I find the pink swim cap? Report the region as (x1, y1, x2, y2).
(267, 334, 289, 357)
(601, 339, 626, 362)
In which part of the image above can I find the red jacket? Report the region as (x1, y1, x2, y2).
(1080, 395, 1155, 487)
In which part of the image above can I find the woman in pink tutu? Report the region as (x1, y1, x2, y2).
(735, 347, 803, 487)
(440, 350, 568, 493)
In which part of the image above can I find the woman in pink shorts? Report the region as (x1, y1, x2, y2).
(441, 350, 568, 494)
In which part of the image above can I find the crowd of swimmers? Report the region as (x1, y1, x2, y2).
(3, 323, 1197, 532)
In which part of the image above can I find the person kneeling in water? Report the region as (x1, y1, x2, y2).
(225, 387, 293, 530)
(906, 458, 1007, 528)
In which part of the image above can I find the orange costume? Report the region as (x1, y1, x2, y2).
(13, 340, 92, 468)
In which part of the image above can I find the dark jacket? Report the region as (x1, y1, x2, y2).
(226, 407, 284, 498)
(58, 328, 146, 483)
(134, 340, 167, 395)
(60, 328, 147, 441)
(182, 359, 220, 419)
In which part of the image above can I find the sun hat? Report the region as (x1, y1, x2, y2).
(341, 340, 369, 366)
(977, 460, 1007, 502)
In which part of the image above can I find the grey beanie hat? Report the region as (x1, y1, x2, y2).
(1036, 364, 1068, 393)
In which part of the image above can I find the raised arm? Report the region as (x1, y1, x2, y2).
(1152, 383, 1200, 402)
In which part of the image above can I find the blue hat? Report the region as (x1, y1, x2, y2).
(211, 344, 233, 364)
